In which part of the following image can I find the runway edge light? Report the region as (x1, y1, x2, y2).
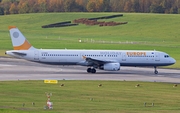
(44, 80, 58, 84)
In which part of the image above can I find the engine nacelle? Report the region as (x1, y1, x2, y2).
(102, 63, 120, 71)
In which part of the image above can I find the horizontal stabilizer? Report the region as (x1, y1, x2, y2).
(12, 52, 27, 56)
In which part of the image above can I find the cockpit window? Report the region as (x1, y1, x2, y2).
(164, 55, 169, 58)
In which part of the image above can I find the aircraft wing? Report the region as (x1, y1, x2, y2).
(84, 56, 118, 65)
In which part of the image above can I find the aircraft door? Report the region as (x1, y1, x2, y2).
(122, 52, 126, 61)
(80, 53, 85, 60)
(34, 50, 39, 61)
(155, 52, 160, 61)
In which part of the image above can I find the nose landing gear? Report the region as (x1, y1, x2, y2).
(154, 66, 158, 74)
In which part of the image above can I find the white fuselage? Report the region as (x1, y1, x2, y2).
(6, 49, 176, 67)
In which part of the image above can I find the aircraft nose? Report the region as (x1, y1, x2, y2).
(171, 58, 176, 64)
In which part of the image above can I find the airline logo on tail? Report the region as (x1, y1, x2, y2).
(9, 26, 34, 50)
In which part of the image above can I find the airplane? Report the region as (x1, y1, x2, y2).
(5, 26, 176, 74)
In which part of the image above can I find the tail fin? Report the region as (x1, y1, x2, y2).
(8, 26, 36, 50)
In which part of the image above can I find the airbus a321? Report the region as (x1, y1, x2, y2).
(5, 26, 176, 74)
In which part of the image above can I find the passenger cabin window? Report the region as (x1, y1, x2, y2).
(41, 54, 78, 57)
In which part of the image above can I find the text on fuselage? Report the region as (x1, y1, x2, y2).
(127, 52, 146, 56)
(100, 52, 121, 55)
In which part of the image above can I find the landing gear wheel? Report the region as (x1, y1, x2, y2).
(87, 68, 92, 73)
(154, 70, 158, 74)
(154, 66, 158, 74)
(87, 68, 96, 73)
(91, 68, 96, 73)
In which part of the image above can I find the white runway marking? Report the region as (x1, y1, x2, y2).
(0, 64, 14, 66)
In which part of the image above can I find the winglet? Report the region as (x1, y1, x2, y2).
(8, 26, 16, 30)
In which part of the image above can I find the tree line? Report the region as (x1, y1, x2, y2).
(0, 0, 180, 15)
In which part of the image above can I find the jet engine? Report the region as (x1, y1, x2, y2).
(100, 63, 120, 71)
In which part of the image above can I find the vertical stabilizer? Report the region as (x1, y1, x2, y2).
(8, 26, 36, 50)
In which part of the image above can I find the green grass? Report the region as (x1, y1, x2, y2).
(0, 13, 180, 68)
(0, 80, 180, 113)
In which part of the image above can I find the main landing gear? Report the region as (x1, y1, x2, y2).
(154, 66, 158, 74)
(87, 68, 96, 73)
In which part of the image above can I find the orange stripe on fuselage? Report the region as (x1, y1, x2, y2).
(13, 40, 31, 50)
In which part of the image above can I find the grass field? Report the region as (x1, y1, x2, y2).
(0, 13, 180, 69)
(0, 80, 180, 113)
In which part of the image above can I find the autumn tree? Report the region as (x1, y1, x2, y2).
(47, 0, 57, 12)
(64, 0, 83, 12)
(110, 0, 119, 11)
(132, 0, 140, 12)
(86, 0, 96, 12)
(0, 1, 4, 15)
(124, 0, 132, 12)
(9, 2, 18, 14)
(101, 0, 111, 11)
(27, 0, 38, 13)
(150, 4, 164, 13)
(143, 0, 151, 13)
(75, 0, 87, 11)
(18, 0, 29, 13)
(110, 0, 125, 12)
(1, 0, 11, 14)
(47, 0, 64, 12)
(76, 0, 88, 6)
(1, 0, 180, 14)
(170, 6, 178, 14)
(87, 0, 111, 12)
(162, 0, 171, 13)
(37, 0, 47, 13)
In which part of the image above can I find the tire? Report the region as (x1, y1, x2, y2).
(87, 68, 92, 73)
